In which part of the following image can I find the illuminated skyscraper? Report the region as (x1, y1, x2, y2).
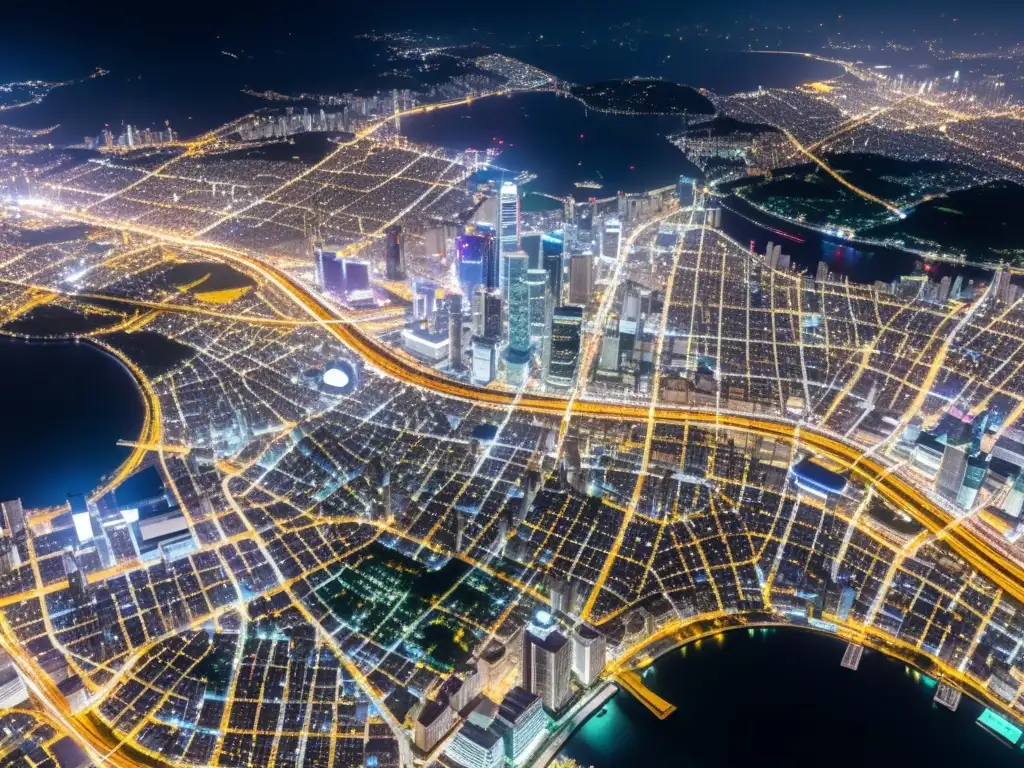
(449, 294, 464, 372)
(568, 253, 593, 305)
(498, 182, 520, 300)
(543, 252, 563, 305)
(525, 269, 550, 347)
(570, 624, 606, 687)
(457, 233, 496, 297)
(547, 306, 584, 389)
(506, 252, 531, 384)
(0, 499, 24, 537)
(385, 224, 405, 280)
(315, 247, 344, 294)
(601, 218, 621, 261)
(521, 610, 571, 713)
(937, 436, 970, 502)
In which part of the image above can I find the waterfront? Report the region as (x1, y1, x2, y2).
(560, 629, 1020, 767)
(0, 337, 144, 508)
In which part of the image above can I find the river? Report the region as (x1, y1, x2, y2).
(560, 629, 1020, 768)
(0, 337, 144, 508)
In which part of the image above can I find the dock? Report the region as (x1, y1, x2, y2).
(840, 642, 863, 671)
(615, 670, 677, 720)
(934, 683, 962, 712)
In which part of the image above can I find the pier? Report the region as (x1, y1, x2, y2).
(840, 642, 863, 671)
(933, 683, 962, 712)
(615, 670, 677, 720)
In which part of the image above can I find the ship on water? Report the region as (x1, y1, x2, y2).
(574, 180, 602, 190)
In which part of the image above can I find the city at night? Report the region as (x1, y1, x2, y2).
(2, 2, 1024, 766)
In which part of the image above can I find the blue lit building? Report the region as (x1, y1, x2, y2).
(457, 233, 496, 297)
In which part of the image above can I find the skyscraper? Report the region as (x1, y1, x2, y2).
(521, 611, 572, 713)
(937, 437, 970, 501)
(472, 336, 498, 385)
(543, 251, 563, 304)
(385, 225, 405, 280)
(816, 261, 829, 284)
(520, 233, 542, 270)
(493, 687, 547, 764)
(506, 252, 531, 354)
(525, 269, 550, 347)
(601, 218, 621, 261)
(449, 294, 464, 371)
(547, 306, 584, 389)
(471, 287, 502, 340)
(571, 624, 606, 687)
(457, 233, 497, 297)
(315, 247, 344, 295)
(498, 182, 520, 300)
(568, 253, 593, 305)
(0, 499, 24, 537)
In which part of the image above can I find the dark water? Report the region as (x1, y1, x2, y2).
(719, 196, 991, 284)
(500, 45, 845, 93)
(403, 92, 701, 199)
(561, 629, 1021, 768)
(0, 338, 144, 508)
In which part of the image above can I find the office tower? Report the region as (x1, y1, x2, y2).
(521, 610, 572, 713)
(816, 261, 829, 284)
(498, 182, 520, 299)
(493, 687, 547, 764)
(385, 225, 405, 280)
(520, 233, 542, 270)
(471, 288, 501, 340)
(547, 306, 584, 389)
(577, 201, 592, 232)
(446, 723, 504, 768)
(315, 247, 344, 294)
(547, 576, 572, 613)
(677, 175, 695, 206)
(506, 255, 532, 385)
(525, 269, 550, 346)
(618, 280, 642, 343)
(0, 499, 25, 536)
(571, 624, 607, 686)
(425, 226, 452, 259)
(472, 337, 498, 385)
(343, 260, 371, 292)
(938, 275, 951, 303)
(950, 274, 964, 300)
(568, 252, 593, 305)
(597, 325, 621, 374)
(602, 218, 621, 261)
(937, 438, 970, 501)
(449, 294, 464, 371)
(457, 233, 496, 297)
(1002, 473, 1024, 519)
(543, 252, 563, 305)
(956, 454, 989, 509)
(414, 700, 454, 753)
(563, 196, 576, 227)
(413, 280, 438, 320)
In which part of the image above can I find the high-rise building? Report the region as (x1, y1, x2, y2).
(472, 337, 498, 385)
(938, 275, 952, 303)
(937, 438, 970, 502)
(568, 253, 593, 305)
(414, 700, 455, 753)
(499, 182, 520, 300)
(571, 624, 606, 686)
(315, 248, 344, 294)
(601, 218, 621, 261)
(525, 269, 550, 347)
(521, 610, 572, 713)
(1002, 473, 1024, 519)
(677, 175, 695, 207)
(547, 306, 584, 389)
(619, 281, 642, 337)
(506, 251, 531, 355)
(816, 261, 829, 284)
(493, 687, 547, 764)
(385, 225, 405, 280)
(445, 723, 504, 768)
(471, 287, 502, 340)
(520, 233, 542, 270)
(0, 499, 25, 537)
(597, 325, 621, 374)
(449, 294, 464, 371)
(950, 274, 964, 300)
(543, 251, 563, 306)
(457, 233, 496, 297)
(956, 454, 989, 509)
(413, 280, 438, 320)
